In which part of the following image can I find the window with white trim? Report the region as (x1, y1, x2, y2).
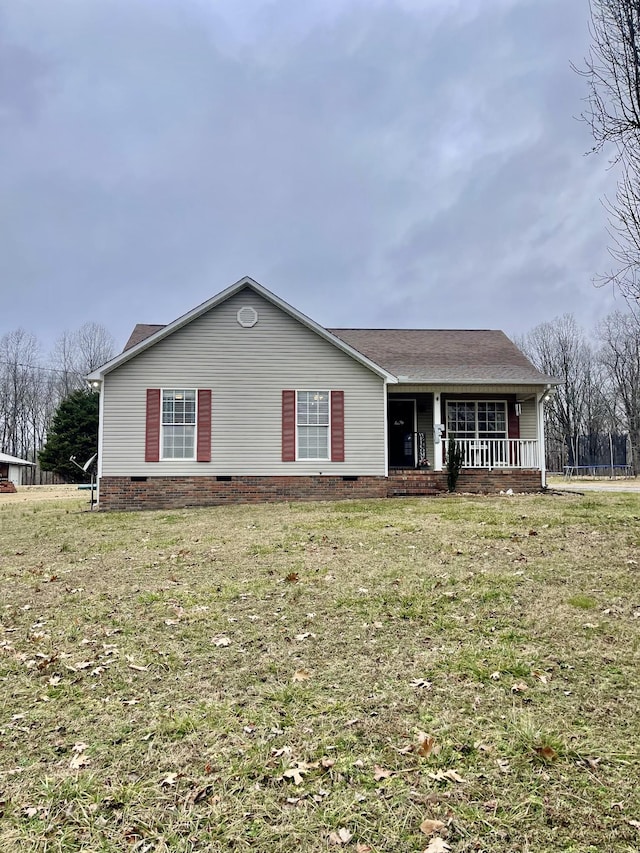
(162, 389, 196, 459)
(297, 391, 329, 459)
(446, 401, 507, 439)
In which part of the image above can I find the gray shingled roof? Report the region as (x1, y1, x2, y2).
(328, 329, 555, 385)
(121, 321, 553, 385)
(123, 324, 166, 351)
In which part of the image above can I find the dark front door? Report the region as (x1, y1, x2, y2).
(388, 399, 415, 467)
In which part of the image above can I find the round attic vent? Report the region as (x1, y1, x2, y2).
(237, 306, 258, 328)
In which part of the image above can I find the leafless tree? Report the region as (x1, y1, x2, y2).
(578, 0, 640, 308)
(518, 315, 607, 469)
(0, 329, 60, 470)
(50, 322, 115, 395)
(0, 322, 115, 471)
(597, 310, 640, 472)
(580, 1, 640, 157)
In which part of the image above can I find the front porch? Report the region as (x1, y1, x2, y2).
(386, 387, 545, 489)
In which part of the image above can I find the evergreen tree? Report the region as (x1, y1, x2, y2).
(39, 390, 99, 482)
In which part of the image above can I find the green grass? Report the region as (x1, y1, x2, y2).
(0, 491, 639, 852)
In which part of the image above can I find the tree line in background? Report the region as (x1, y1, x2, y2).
(0, 323, 114, 482)
(517, 310, 640, 475)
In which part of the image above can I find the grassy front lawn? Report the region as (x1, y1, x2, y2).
(1, 492, 639, 852)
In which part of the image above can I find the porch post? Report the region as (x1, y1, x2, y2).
(537, 390, 547, 487)
(434, 392, 443, 471)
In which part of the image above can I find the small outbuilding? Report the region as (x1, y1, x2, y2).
(0, 452, 35, 491)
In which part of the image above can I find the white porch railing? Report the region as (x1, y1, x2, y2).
(448, 438, 539, 469)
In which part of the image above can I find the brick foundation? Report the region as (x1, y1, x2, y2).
(387, 468, 542, 496)
(455, 468, 542, 493)
(0, 479, 17, 493)
(98, 469, 543, 511)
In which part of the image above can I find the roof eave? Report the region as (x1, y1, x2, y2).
(394, 376, 559, 386)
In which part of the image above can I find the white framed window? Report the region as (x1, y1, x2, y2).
(162, 389, 196, 459)
(297, 391, 330, 459)
(446, 401, 507, 439)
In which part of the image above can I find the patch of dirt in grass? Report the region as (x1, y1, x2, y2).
(0, 494, 639, 851)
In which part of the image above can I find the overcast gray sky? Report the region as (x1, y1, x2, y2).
(0, 0, 624, 352)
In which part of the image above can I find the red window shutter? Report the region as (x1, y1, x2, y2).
(145, 389, 161, 462)
(331, 390, 345, 462)
(197, 389, 212, 462)
(282, 390, 296, 461)
(508, 401, 520, 439)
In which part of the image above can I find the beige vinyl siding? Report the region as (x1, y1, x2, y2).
(101, 290, 386, 476)
(519, 398, 538, 440)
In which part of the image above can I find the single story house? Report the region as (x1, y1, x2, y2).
(87, 276, 557, 511)
(0, 451, 35, 491)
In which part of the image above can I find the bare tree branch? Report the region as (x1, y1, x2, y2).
(577, 1, 640, 307)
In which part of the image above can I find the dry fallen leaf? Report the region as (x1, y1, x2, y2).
(69, 742, 90, 770)
(373, 765, 393, 781)
(424, 838, 451, 853)
(417, 734, 439, 758)
(329, 827, 353, 845)
(192, 785, 215, 804)
(283, 766, 307, 785)
(212, 636, 231, 647)
(128, 663, 149, 672)
(69, 753, 90, 770)
(356, 845, 372, 853)
(420, 818, 445, 836)
(292, 668, 311, 682)
(285, 572, 299, 583)
(410, 678, 433, 690)
(535, 745, 558, 762)
(160, 772, 179, 787)
(429, 769, 465, 784)
(511, 680, 528, 693)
